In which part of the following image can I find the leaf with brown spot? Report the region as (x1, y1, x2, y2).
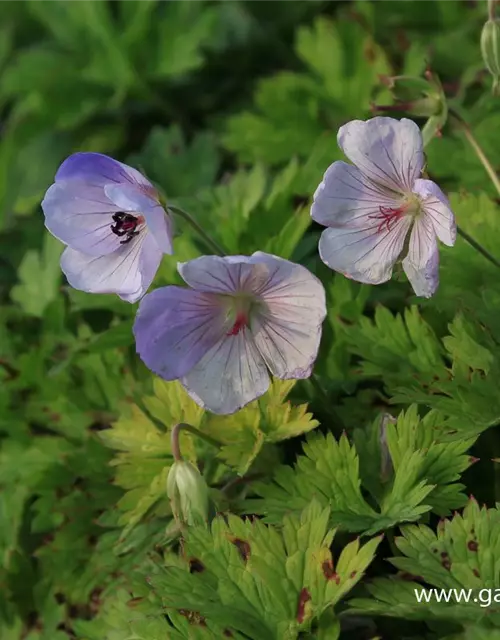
(296, 588, 312, 624)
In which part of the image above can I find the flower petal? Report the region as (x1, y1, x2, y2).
(42, 180, 121, 256)
(178, 255, 258, 294)
(134, 286, 225, 379)
(311, 160, 405, 228)
(246, 252, 325, 316)
(104, 183, 157, 213)
(337, 117, 424, 192)
(179, 252, 321, 298)
(412, 178, 456, 246)
(247, 253, 325, 378)
(55, 152, 151, 189)
(182, 331, 270, 414)
(60, 232, 153, 302)
(120, 233, 163, 303)
(143, 205, 174, 255)
(402, 216, 439, 298)
(318, 215, 412, 285)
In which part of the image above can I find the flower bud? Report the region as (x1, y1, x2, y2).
(167, 461, 209, 527)
(375, 72, 447, 146)
(380, 75, 441, 116)
(481, 19, 500, 95)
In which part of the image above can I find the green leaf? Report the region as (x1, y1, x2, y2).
(118, 1, 159, 52)
(146, 501, 380, 639)
(0, 485, 29, 571)
(342, 301, 500, 438)
(381, 406, 474, 514)
(295, 17, 389, 112)
(27, 0, 134, 94)
(432, 193, 500, 332)
(128, 125, 220, 198)
(204, 379, 318, 475)
(182, 158, 319, 257)
(223, 72, 325, 165)
(0, 124, 71, 223)
(98, 380, 206, 539)
(426, 100, 500, 196)
(223, 16, 389, 166)
(349, 499, 500, 627)
(251, 406, 475, 533)
(84, 321, 135, 353)
(10, 233, 63, 317)
(152, 2, 218, 79)
(182, 164, 267, 253)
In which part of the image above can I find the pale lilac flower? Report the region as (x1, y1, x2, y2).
(311, 117, 456, 298)
(42, 152, 173, 303)
(133, 252, 326, 415)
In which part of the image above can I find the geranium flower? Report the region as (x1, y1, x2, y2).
(133, 252, 326, 414)
(311, 117, 456, 297)
(42, 152, 173, 302)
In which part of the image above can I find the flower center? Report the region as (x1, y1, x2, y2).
(227, 311, 248, 336)
(110, 211, 145, 245)
(224, 294, 256, 337)
(368, 195, 421, 234)
(368, 205, 407, 233)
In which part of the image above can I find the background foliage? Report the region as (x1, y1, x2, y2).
(2, 1, 500, 638)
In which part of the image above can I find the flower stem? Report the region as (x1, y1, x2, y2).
(168, 205, 226, 256)
(171, 423, 222, 462)
(457, 226, 500, 269)
(449, 110, 500, 198)
(220, 472, 264, 497)
(488, 0, 497, 21)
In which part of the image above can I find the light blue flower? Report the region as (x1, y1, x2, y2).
(42, 152, 173, 302)
(133, 252, 326, 414)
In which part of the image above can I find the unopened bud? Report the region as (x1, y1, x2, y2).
(481, 19, 500, 95)
(167, 461, 209, 527)
(374, 73, 447, 146)
(381, 75, 436, 110)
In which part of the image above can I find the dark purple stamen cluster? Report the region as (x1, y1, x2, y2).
(111, 212, 140, 244)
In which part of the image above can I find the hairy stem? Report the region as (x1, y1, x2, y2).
(220, 472, 265, 497)
(171, 423, 222, 462)
(450, 110, 500, 198)
(168, 205, 226, 256)
(488, 0, 497, 21)
(457, 226, 500, 269)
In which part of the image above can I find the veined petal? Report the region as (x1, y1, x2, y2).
(134, 286, 225, 379)
(143, 205, 174, 255)
(104, 183, 158, 215)
(252, 310, 323, 380)
(120, 233, 163, 303)
(311, 161, 405, 228)
(60, 233, 149, 302)
(248, 253, 326, 379)
(178, 255, 258, 294)
(337, 117, 424, 192)
(402, 216, 439, 298)
(318, 215, 412, 285)
(182, 331, 269, 414)
(55, 152, 151, 189)
(412, 178, 456, 246)
(247, 253, 325, 316)
(42, 180, 121, 256)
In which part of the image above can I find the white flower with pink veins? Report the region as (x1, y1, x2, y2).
(311, 117, 456, 297)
